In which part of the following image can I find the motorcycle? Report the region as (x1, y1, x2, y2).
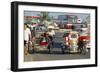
(78, 36, 89, 54)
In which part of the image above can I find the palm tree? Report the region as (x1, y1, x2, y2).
(38, 12, 51, 27)
(38, 12, 51, 22)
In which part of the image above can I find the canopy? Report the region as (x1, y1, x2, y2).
(31, 19, 39, 23)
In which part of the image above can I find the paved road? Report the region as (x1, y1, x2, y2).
(52, 31, 64, 51)
(24, 30, 90, 62)
(24, 51, 90, 61)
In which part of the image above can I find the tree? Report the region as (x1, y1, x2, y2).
(38, 12, 51, 22)
(37, 12, 52, 27)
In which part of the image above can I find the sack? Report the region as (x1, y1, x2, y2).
(28, 41, 34, 54)
(28, 47, 34, 54)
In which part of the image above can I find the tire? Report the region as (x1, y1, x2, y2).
(61, 44, 66, 54)
(61, 47, 65, 54)
(81, 47, 86, 55)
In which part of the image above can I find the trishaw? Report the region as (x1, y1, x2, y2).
(62, 30, 89, 54)
(62, 31, 79, 53)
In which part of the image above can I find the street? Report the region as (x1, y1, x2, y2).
(24, 51, 90, 61)
(24, 30, 90, 62)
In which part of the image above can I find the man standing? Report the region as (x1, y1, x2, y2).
(24, 23, 31, 55)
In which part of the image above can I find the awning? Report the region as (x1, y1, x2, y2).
(31, 19, 39, 23)
(47, 25, 54, 29)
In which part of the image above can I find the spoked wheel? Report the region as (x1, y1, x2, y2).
(47, 43, 53, 54)
(61, 48, 66, 54)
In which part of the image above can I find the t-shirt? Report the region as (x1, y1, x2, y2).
(47, 30, 55, 36)
(24, 28, 31, 42)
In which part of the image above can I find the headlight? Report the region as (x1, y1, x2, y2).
(83, 39, 86, 41)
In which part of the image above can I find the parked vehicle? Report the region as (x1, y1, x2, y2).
(64, 24, 72, 29)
